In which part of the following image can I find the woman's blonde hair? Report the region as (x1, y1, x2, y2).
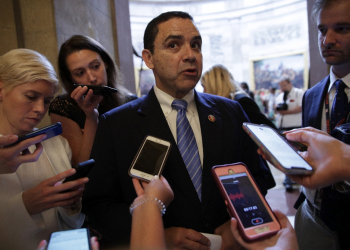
(201, 64, 245, 99)
(0, 49, 58, 93)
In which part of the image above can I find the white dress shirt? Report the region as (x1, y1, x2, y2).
(153, 85, 204, 166)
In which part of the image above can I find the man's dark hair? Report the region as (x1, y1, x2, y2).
(312, 0, 343, 21)
(240, 82, 250, 91)
(143, 11, 193, 54)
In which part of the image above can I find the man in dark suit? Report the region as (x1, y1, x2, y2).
(82, 11, 274, 249)
(295, 1, 350, 249)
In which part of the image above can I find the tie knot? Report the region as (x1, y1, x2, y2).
(334, 79, 346, 91)
(172, 99, 188, 111)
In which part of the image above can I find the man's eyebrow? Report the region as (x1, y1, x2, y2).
(193, 35, 202, 41)
(164, 35, 183, 43)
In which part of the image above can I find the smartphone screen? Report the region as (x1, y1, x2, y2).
(48, 228, 90, 250)
(244, 123, 313, 173)
(219, 173, 273, 228)
(212, 164, 280, 241)
(133, 140, 168, 175)
(129, 136, 171, 181)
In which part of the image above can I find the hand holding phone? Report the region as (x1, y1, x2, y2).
(74, 84, 118, 96)
(212, 163, 281, 242)
(60, 159, 95, 193)
(0, 135, 45, 174)
(4, 122, 62, 148)
(129, 136, 171, 182)
(243, 123, 313, 175)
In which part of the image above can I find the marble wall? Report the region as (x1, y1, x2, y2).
(130, 0, 311, 92)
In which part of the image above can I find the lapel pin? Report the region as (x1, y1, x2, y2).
(208, 115, 216, 122)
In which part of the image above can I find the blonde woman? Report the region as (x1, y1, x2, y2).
(201, 64, 276, 128)
(0, 49, 87, 250)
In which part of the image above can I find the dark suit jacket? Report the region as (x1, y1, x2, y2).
(302, 75, 350, 248)
(302, 75, 330, 128)
(235, 93, 277, 129)
(82, 88, 274, 245)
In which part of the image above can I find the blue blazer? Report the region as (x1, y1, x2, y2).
(302, 76, 330, 128)
(82, 88, 274, 244)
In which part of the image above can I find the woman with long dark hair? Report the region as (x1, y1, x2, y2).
(49, 35, 137, 165)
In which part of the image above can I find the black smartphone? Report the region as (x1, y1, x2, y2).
(129, 135, 171, 182)
(243, 123, 313, 175)
(73, 84, 118, 96)
(4, 122, 62, 148)
(47, 228, 91, 250)
(212, 163, 280, 242)
(62, 159, 95, 184)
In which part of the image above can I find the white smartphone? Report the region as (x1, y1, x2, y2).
(129, 135, 171, 182)
(242, 122, 314, 175)
(212, 163, 281, 242)
(47, 228, 91, 250)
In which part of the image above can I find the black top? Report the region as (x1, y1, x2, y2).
(49, 94, 138, 129)
(235, 93, 277, 129)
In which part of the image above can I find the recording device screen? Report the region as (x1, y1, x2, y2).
(219, 173, 273, 228)
(48, 228, 90, 250)
(133, 140, 168, 175)
(247, 124, 312, 170)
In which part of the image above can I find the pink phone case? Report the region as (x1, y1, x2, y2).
(211, 163, 280, 242)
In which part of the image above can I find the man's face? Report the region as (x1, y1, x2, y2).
(317, 1, 350, 75)
(143, 18, 202, 99)
(279, 80, 292, 92)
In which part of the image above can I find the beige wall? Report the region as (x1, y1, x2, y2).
(0, 0, 18, 56)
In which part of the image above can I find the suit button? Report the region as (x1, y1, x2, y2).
(203, 221, 209, 228)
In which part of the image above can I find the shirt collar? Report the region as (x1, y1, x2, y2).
(328, 66, 350, 92)
(154, 85, 196, 117)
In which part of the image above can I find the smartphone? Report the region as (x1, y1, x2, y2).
(47, 228, 91, 250)
(243, 122, 313, 175)
(4, 122, 62, 148)
(129, 135, 171, 182)
(212, 163, 281, 242)
(62, 159, 95, 184)
(73, 84, 118, 96)
(276, 130, 308, 152)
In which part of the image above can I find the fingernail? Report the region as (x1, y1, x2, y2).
(153, 175, 159, 180)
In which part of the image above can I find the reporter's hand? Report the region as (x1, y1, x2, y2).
(215, 220, 241, 250)
(0, 134, 46, 174)
(71, 85, 103, 120)
(284, 127, 350, 189)
(132, 176, 174, 207)
(22, 168, 89, 215)
(230, 210, 298, 250)
(164, 227, 211, 250)
(91, 236, 99, 250)
(36, 240, 47, 250)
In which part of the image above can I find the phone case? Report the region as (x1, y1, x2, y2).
(212, 163, 280, 242)
(242, 123, 313, 175)
(4, 122, 62, 147)
(128, 135, 171, 182)
(62, 159, 95, 184)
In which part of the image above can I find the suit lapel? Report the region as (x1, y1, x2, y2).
(135, 88, 201, 208)
(195, 92, 223, 210)
(305, 76, 330, 129)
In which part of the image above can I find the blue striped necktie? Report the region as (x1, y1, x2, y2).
(331, 79, 348, 131)
(172, 99, 202, 201)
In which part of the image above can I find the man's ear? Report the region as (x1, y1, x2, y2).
(142, 49, 154, 69)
